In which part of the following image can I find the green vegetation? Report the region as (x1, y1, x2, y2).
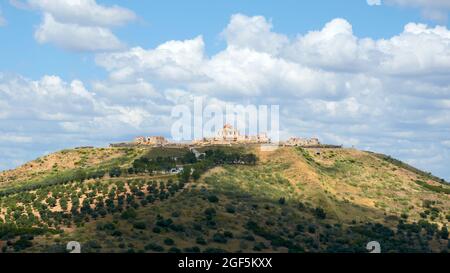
(414, 180, 450, 194)
(370, 153, 447, 184)
(0, 146, 448, 253)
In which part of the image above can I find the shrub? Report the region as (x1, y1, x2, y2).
(213, 233, 227, 244)
(179, 168, 191, 183)
(109, 167, 122, 178)
(207, 220, 217, 228)
(225, 205, 236, 214)
(13, 237, 33, 251)
(243, 235, 255, 241)
(184, 246, 201, 253)
(314, 207, 327, 220)
(85, 240, 102, 249)
(171, 211, 181, 218)
(152, 227, 161, 233)
(196, 237, 207, 245)
(296, 224, 305, 232)
(144, 243, 164, 252)
(156, 217, 173, 227)
(120, 208, 137, 220)
(193, 223, 202, 231)
(168, 247, 181, 253)
(96, 223, 105, 231)
(207, 195, 219, 203)
(164, 238, 175, 246)
(59, 197, 68, 211)
(204, 207, 216, 215)
(308, 225, 316, 234)
(192, 170, 201, 181)
(224, 231, 234, 238)
(169, 224, 185, 232)
(111, 230, 122, 237)
(140, 199, 148, 207)
(146, 195, 155, 203)
(203, 248, 227, 253)
(253, 242, 267, 252)
(46, 197, 57, 207)
(441, 227, 449, 240)
(133, 222, 147, 230)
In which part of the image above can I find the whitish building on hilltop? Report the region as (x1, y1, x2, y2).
(284, 137, 321, 147)
(134, 136, 169, 147)
(194, 124, 271, 146)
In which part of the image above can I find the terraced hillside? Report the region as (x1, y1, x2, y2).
(0, 146, 448, 253)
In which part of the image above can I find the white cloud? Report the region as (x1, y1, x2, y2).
(376, 23, 450, 76)
(284, 18, 378, 72)
(0, 8, 6, 26)
(13, 0, 136, 51)
(367, 0, 381, 6)
(0, 73, 162, 128)
(91, 79, 162, 104)
(283, 19, 450, 79)
(96, 36, 208, 84)
(0, 134, 32, 143)
(371, 0, 450, 21)
(222, 14, 289, 55)
(386, 0, 450, 9)
(28, 0, 136, 27)
(35, 13, 125, 51)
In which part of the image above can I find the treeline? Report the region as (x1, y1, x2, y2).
(415, 180, 450, 195)
(0, 149, 257, 198)
(128, 149, 257, 179)
(0, 179, 186, 232)
(178, 149, 257, 183)
(128, 151, 198, 174)
(0, 169, 107, 197)
(129, 157, 177, 174)
(371, 153, 447, 184)
(202, 149, 257, 165)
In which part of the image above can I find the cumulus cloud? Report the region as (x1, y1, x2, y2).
(97, 36, 207, 82)
(284, 19, 450, 78)
(283, 18, 377, 72)
(0, 72, 177, 171)
(13, 0, 136, 51)
(0, 73, 169, 138)
(222, 14, 289, 55)
(35, 13, 125, 51)
(27, 0, 136, 27)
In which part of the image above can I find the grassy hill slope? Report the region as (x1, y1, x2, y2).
(0, 146, 448, 253)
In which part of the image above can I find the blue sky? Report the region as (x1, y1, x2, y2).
(0, 0, 450, 180)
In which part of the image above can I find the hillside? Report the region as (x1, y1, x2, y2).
(0, 145, 448, 253)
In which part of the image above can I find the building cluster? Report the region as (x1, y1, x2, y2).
(133, 136, 169, 146)
(283, 137, 321, 147)
(119, 124, 322, 148)
(193, 124, 271, 146)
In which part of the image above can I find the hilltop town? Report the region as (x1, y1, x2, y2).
(1, 132, 448, 254)
(111, 124, 331, 148)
